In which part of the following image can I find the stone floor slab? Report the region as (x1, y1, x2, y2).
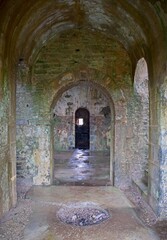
(24, 186, 160, 240)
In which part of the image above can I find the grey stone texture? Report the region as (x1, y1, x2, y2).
(0, 0, 167, 221)
(16, 31, 149, 192)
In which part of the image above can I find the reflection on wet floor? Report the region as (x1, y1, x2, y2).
(54, 149, 111, 186)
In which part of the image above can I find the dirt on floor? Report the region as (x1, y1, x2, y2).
(0, 179, 167, 240)
(124, 186, 167, 240)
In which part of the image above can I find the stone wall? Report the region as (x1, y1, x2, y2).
(132, 58, 149, 183)
(16, 29, 149, 187)
(157, 78, 167, 218)
(52, 83, 111, 151)
(0, 0, 166, 221)
(16, 82, 51, 185)
(0, 64, 16, 217)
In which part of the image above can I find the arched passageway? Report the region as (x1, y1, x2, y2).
(52, 82, 113, 186)
(0, 1, 167, 238)
(10, 3, 166, 220)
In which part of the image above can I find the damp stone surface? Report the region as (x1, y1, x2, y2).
(57, 202, 110, 226)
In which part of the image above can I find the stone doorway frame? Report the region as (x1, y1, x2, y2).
(50, 77, 115, 186)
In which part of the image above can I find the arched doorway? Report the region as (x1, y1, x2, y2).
(133, 57, 149, 190)
(75, 108, 90, 149)
(51, 81, 114, 186)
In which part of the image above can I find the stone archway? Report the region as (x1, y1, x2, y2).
(51, 81, 114, 185)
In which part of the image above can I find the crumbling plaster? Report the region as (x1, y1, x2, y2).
(16, 29, 149, 191)
(0, 0, 167, 219)
(52, 83, 111, 152)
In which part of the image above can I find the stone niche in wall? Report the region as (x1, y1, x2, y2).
(52, 82, 111, 152)
(132, 58, 149, 197)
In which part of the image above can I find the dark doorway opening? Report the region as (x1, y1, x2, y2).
(75, 108, 90, 149)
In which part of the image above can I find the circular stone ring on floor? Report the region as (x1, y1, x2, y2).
(57, 202, 110, 226)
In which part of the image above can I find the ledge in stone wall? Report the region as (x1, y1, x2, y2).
(132, 179, 148, 203)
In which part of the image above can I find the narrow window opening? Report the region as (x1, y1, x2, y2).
(75, 108, 90, 149)
(78, 118, 84, 126)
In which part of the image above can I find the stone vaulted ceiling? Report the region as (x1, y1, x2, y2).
(0, 0, 167, 76)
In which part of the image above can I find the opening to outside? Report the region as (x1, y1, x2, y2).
(75, 108, 90, 150)
(78, 118, 84, 126)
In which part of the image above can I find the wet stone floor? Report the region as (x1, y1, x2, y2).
(0, 150, 167, 239)
(54, 149, 111, 186)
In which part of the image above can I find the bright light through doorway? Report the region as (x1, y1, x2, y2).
(78, 118, 84, 126)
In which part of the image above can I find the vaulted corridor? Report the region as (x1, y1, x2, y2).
(0, 0, 167, 239)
